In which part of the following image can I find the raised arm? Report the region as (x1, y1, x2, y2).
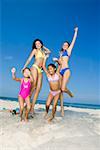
(56, 63, 61, 74)
(43, 55, 49, 76)
(23, 49, 36, 70)
(43, 46, 51, 54)
(11, 68, 21, 82)
(67, 27, 78, 56)
(53, 58, 61, 73)
(53, 57, 62, 66)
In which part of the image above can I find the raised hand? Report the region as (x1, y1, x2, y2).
(11, 67, 16, 73)
(52, 57, 58, 62)
(74, 27, 78, 32)
(45, 54, 49, 59)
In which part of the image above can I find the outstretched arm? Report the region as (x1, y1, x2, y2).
(53, 58, 61, 73)
(22, 49, 36, 70)
(56, 63, 61, 74)
(67, 27, 78, 56)
(11, 68, 21, 82)
(43, 46, 51, 54)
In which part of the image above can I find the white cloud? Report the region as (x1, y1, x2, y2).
(4, 56, 13, 60)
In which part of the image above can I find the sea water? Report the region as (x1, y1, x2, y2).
(0, 96, 100, 109)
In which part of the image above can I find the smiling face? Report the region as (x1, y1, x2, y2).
(48, 65, 56, 75)
(23, 68, 30, 78)
(35, 41, 42, 49)
(62, 42, 69, 50)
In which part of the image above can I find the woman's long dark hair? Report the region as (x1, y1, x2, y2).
(32, 39, 43, 50)
(60, 41, 70, 52)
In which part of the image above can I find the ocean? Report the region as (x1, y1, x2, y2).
(0, 96, 100, 109)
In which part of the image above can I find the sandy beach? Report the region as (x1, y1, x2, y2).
(0, 100, 100, 150)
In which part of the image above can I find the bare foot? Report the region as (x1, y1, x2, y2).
(44, 112, 48, 119)
(30, 109, 35, 118)
(70, 93, 74, 97)
(29, 112, 34, 118)
(20, 117, 24, 122)
(25, 118, 28, 122)
(66, 88, 74, 97)
(47, 115, 54, 122)
(68, 91, 74, 97)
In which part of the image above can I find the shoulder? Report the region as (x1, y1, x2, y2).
(47, 73, 51, 78)
(21, 78, 24, 84)
(56, 72, 60, 77)
(32, 49, 37, 54)
(66, 49, 71, 57)
(28, 78, 31, 83)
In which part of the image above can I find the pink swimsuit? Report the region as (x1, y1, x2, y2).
(48, 74, 61, 96)
(19, 78, 31, 99)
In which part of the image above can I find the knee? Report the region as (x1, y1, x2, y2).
(33, 82, 37, 88)
(46, 104, 50, 112)
(31, 83, 36, 90)
(61, 87, 65, 92)
(53, 105, 56, 111)
(27, 106, 31, 112)
(36, 87, 41, 93)
(46, 103, 50, 108)
(20, 107, 24, 112)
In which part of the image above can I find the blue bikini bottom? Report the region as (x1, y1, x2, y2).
(60, 68, 70, 76)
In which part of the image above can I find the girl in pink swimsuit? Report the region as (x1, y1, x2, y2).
(43, 56, 61, 122)
(11, 67, 33, 122)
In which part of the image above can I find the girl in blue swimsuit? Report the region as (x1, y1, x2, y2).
(53, 27, 78, 116)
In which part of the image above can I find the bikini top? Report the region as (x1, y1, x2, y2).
(61, 50, 69, 57)
(48, 73, 59, 82)
(35, 50, 45, 59)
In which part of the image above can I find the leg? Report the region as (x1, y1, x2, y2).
(25, 96, 31, 122)
(30, 66, 38, 97)
(65, 87, 74, 97)
(44, 93, 53, 118)
(60, 92, 64, 117)
(59, 75, 64, 116)
(48, 93, 60, 122)
(31, 73, 43, 113)
(61, 70, 74, 97)
(18, 96, 24, 121)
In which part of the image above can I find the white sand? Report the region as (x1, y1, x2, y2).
(0, 100, 100, 150)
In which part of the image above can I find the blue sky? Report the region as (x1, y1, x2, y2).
(0, 0, 100, 104)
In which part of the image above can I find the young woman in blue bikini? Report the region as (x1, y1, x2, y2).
(53, 27, 78, 116)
